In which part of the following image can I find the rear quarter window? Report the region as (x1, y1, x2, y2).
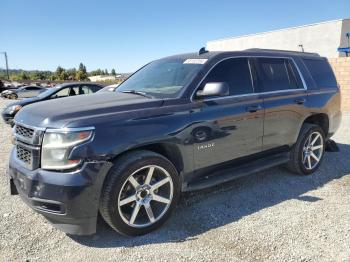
(303, 58, 338, 88)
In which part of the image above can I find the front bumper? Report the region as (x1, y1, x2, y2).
(8, 149, 112, 235)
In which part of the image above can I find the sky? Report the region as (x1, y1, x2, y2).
(0, 0, 349, 73)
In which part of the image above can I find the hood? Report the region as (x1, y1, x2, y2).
(14, 92, 164, 128)
(2, 89, 16, 94)
(7, 96, 42, 108)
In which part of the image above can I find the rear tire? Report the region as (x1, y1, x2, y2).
(286, 124, 325, 175)
(99, 150, 180, 236)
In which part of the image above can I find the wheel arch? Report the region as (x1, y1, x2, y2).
(302, 113, 329, 137)
(110, 142, 185, 175)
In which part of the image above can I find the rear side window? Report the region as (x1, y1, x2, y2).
(303, 58, 337, 88)
(203, 58, 254, 96)
(26, 87, 40, 90)
(256, 58, 304, 92)
(80, 85, 95, 94)
(90, 85, 102, 92)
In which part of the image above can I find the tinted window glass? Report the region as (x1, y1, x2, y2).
(89, 85, 101, 92)
(51, 87, 70, 98)
(202, 58, 253, 96)
(256, 58, 303, 92)
(71, 87, 79, 96)
(303, 58, 337, 88)
(286, 60, 303, 89)
(26, 87, 39, 90)
(81, 85, 93, 94)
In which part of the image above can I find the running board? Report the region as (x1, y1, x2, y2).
(185, 153, 290, 191)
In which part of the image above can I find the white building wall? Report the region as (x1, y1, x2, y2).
(207, 19, 350, 58)
(88, 75, 116, 82)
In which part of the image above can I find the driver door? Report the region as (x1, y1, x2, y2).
(191, 57, 264, 170)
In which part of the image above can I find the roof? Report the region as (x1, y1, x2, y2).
(58, 82, 103, 87)
(160, 48, 320, 61)
(244, 48, 320, 57)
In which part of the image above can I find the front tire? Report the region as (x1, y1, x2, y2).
(99, 150, 180, 236)
(287, 124, 325, 175)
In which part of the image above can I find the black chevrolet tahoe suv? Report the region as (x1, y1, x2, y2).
(8, 49, 341, 236)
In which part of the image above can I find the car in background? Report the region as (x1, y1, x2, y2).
(1, 86, 47, 99)
(0, 85, 17, 96)
(98, 83, 119, 92)
(2, 82, 103, 125)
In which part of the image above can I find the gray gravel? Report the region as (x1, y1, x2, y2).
(1, 97, 350, 262)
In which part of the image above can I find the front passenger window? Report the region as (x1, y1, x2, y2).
(200, 58, 254, 96)
(51, 87, 70, 98)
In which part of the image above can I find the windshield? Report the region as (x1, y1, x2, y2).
(117, 58, 204, 99)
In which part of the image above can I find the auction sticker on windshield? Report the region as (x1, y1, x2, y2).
(183, 59, 207, 64)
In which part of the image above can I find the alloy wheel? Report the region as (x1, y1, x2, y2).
(302, 131, 324, 170)
(117, 165, 174, 228)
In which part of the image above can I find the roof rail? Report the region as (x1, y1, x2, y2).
(199, 47, 209, 55)
(245, 48, 320, 57)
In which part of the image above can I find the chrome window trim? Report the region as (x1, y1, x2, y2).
(247, 59, 255, 93)
(190, 55, 308, 102)
(196, 89, 306, 102)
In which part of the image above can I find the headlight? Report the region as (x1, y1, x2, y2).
(5, 105, 22, 114)
(41, 128, 94, 170)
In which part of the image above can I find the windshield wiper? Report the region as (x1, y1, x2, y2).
(120, 90, 153, 99)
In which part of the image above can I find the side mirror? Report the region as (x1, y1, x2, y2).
(196, 82, 229, 98)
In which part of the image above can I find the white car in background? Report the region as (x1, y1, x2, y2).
(1, 86, 47, 99)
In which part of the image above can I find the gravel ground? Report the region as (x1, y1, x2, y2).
(1, 98, 350, 262)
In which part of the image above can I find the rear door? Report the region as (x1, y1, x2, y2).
(191, 57, 264, 169)
(254, 57, 307, 150)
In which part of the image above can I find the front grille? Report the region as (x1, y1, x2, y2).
(15, 125, 34, 139)
(13, 124, 44, 170)
(16, 145, 32, 165)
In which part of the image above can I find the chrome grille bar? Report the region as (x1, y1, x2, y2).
(13, 123, 45, 170)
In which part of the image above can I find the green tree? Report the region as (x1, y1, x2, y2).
(78, 63, 87, 73)
(111, 69, 116, 76)
(19, 71, 29, 80)
(76, 63, 88, 80)
(55, 66, 65, 80)
(30, 71, 45, 80)
(105, 69, 109, 75)
(10, 74, 19, 81)
(88, 69, 103, 76)
(66, 68, 77, 80)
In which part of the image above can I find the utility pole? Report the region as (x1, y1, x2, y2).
(1, 52, 10, 80)
(298, 44, 304, 52)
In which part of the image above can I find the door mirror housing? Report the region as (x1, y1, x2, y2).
(196, 82, 229, 98)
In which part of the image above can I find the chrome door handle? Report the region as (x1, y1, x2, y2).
(246, 105, 262, 113)
(295, 98, 306, 105)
